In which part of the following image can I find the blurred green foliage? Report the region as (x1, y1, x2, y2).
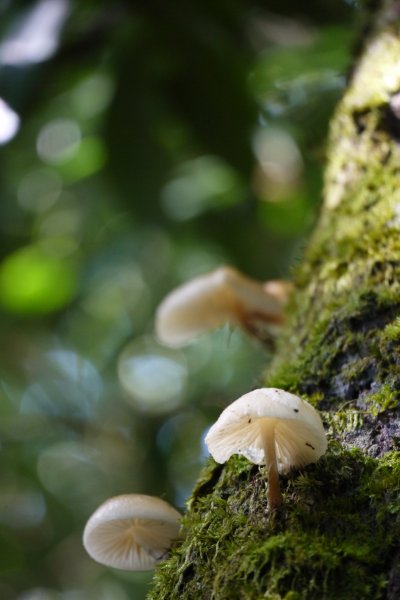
(0, 1, 357, 598)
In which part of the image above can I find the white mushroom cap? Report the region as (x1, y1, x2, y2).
(155, 266, 286, 347)
(83, 494, 181, 571)
(205, 388, 327, 473)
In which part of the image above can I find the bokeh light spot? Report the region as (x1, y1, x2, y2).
(21, 350, 102, 420)
(0, 0, 69, 66)
(252, 127, 303, 201)
(118, 339, 187, 414)
(0, 99, 20, 144)
(83, 265, 145, 320)
(0, 491, 46, 528)
(17, 168, 62, 213)
(37, 441, 106, 509)
(0, 246, 77, 315)
(57, 136, 107, 182)
(37, 119, 81, 165)
(71, 73, 114, 119)
(161, 155, 245, 221)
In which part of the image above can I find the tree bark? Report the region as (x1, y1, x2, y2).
(148, 2, 400, 598)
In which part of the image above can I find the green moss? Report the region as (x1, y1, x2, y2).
(150, 448, 400, 600)
(382, 317, 400, 342)
(265, 290, 400, 419)
(367, 384, 399, 416)
(323, 409, 365, 436)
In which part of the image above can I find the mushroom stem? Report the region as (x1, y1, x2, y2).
(260, 422, 282, 509)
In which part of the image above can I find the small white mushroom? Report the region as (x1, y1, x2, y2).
(83, 494, 181, 571)
(155, 266, 290, 347)
(205, 388, 327, 509)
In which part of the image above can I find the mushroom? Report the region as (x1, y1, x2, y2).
(155, 266, 291, 347)
(204, 387, 327, 509)
(83, 494, 181, 571)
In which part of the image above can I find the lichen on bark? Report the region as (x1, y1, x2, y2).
(148, 2, 400, 598)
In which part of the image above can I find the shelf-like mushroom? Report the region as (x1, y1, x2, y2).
(155, 265, 291, 347)
(205, 387, 327, 509)
(83, 494, 181, 571)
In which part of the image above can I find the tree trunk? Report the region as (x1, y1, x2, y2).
(148, 2, 400, 598)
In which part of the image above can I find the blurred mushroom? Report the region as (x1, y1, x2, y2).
(205, 388, 327, 509)
(155, 266, 291, 347)
(83, 494, 181, 570)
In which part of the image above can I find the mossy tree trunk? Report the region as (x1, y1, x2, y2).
(149, 2, 400, 598)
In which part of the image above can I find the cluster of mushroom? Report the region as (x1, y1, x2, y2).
(82, 387, 327, 572)
(154, 265, 327, 508)
(82, 266, 328, 572)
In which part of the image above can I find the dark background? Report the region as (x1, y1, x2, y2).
(0, 1, 357, 598)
